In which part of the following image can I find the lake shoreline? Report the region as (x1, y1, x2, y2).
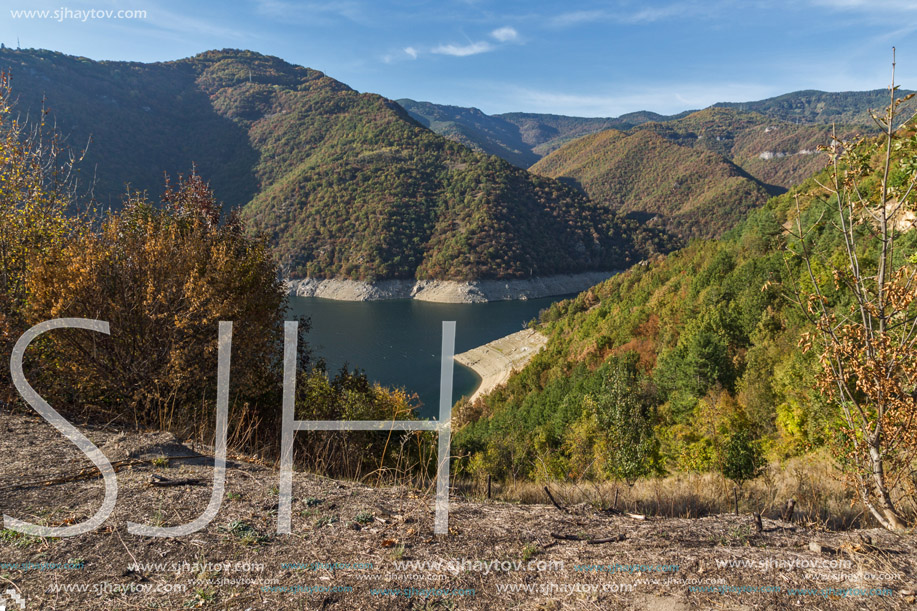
(285, 271, 617, 303)
(454, 328, 548, 402)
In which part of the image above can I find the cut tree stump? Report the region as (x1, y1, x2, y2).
(781, 499, 796, 522)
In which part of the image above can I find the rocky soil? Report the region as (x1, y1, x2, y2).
(0, 411, 915, 610)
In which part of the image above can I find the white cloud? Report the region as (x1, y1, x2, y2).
(491, 26, 518, 42)
(549, 3, 714, 28)
(404, 46, 418, 59)
(432, 41, 494, 57)
(626, 5, 692, 22)
(253, 0, 369, 24)
(810, 0, 917, 9)
(550, 10, 606, 27)
(429, 26, 518, 59)
(137, 2, 250, 40)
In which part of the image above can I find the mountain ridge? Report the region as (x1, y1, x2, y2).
(397, 98, 693, 168)
(530, 127, 776, 240)
(398, 89, 913, 171)
(0, 47, 672, 283)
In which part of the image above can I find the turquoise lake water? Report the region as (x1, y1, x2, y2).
(286, 295, 569, 418)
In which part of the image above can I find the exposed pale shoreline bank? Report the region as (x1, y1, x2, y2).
(454, 328, 548, 402)
(285, 271, 617, 303)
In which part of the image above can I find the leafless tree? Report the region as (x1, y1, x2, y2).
(788, 50, 917, 531)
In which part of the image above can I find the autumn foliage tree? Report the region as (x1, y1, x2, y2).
(790, 54, 917, 531)
(0, 71, 87, 407)
(26, 172, 286, 442)
(23, 172, 426, 474)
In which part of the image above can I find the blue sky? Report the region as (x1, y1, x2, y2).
(2, 0, 916, 117)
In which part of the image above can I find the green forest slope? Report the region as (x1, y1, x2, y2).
(454, 136, 917, 482)
(399, 91, 908, 173)
(714, 88, 916, 125)
(530, 128, 775, 240)
(0, 48, 672, 281)
(396, 100, 681, 167)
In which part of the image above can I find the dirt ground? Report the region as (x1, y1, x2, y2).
(0, 410, 915, 610)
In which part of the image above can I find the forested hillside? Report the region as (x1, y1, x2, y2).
(395, 99, 545, 168)
(398, 99, 689, 167)
(714, 88, 916, 125)
(399, 91, 904, 174)
(636, 107, 856, 189)
(454, 131, 917, 490)
(0, 48, 672, 281)
(402, 103, 868, 244)
(0, 48, 259, 208)
(530, 128, 774, 240)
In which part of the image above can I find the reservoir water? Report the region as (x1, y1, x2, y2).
(286, 295, 569, 418)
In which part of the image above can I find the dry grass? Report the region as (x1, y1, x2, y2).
(456, 454, 873, 530)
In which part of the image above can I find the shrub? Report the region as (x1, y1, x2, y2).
(0, 71, 86, 407)
(26, 172, 284, 439)
(720, 428, 765, 486)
